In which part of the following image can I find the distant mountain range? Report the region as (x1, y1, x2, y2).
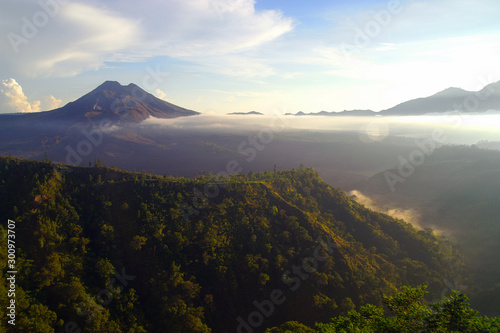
(1, 79, 500, 175)
(227, 111, 263, 115)
(287, 81, 500, 116)
(287, 110, 376, 117)
(2, 80, 499, 123)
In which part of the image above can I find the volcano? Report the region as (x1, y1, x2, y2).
(48, 80, 199, 123)
(0, 81, 200, 163)
(1, 80, 198, 126)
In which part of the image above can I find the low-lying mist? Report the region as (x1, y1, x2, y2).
(349, 190, 452, 237)
(140, 114, 498, 243)
(349, 190, 424, 229)
(142, 113, 500, 146)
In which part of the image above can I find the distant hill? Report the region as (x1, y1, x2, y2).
(0, 157, 462, 332)
(287, 110, 376, 117)
(379, 82, 500, 115)
(228, 111, 264, 115)
(378, 87, 471, 116)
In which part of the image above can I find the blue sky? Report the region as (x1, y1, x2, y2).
(1, 0, 500, 114)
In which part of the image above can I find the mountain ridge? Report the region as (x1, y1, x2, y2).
(0, 156, 463, 331)
(285, 81, 500, 116)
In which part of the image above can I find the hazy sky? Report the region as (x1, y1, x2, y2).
(1, 0, 500, 114)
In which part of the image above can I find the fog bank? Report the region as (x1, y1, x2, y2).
(142, 113, 500, 146)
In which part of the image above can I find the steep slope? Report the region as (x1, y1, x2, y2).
(0, 157, 463, 332)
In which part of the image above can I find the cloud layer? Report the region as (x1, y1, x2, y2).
(1, 0, 499, 114)
(0, 0, 293, 77)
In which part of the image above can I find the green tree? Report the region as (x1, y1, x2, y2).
(266, 321, 315, 333)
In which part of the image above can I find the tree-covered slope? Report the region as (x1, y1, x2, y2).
(0, 156, 462, 332)
(357, 146, 500, 315)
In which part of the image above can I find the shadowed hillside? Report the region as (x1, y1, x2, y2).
(0, 156, 464, 332)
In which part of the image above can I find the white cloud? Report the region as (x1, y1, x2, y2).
(0, 78, 62, 113)
(0, 1, 139, 77)
(0, 0, 293, 78)
(183, 54, 277, 78)
(155, 89, 167, 100)
(1, 0, 498, 113)
(134, 0, 294, 58)
(45, 95, 63, 110)
(0, 78, 41, 113)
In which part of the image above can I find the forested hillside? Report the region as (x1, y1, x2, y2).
(0, 156, 464, 332)
(357, 146, 500, 315)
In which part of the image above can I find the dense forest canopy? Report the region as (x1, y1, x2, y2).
(0, 155, 486, 332)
